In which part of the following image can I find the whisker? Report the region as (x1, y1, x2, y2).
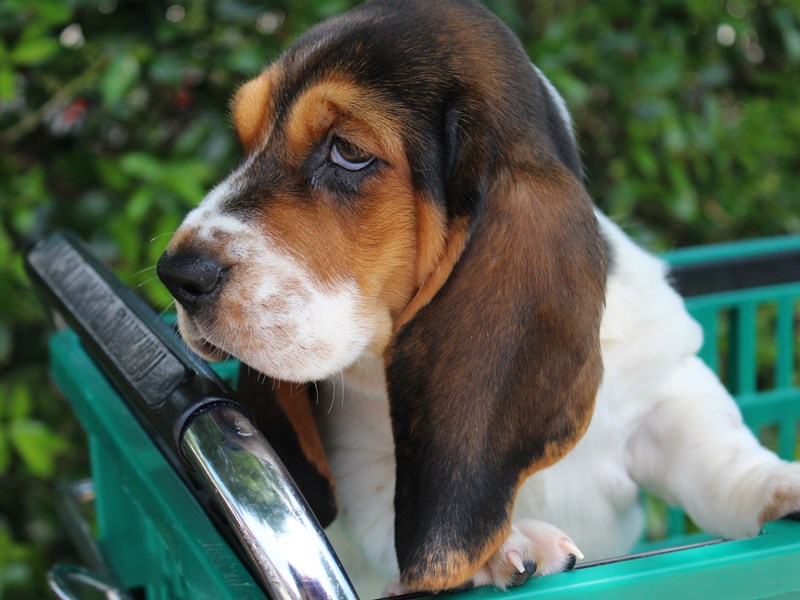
(136, 276, 160, 289)
(327, 375, 336, 414)
(150, 230, 177, 243)
(242, 322, 254, 363)
(133, 264, 157, 277)
(156, 299, 177, 320)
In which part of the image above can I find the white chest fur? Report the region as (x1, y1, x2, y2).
(314, 355, 399, 579)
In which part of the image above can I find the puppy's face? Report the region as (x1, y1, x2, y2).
(160, 52, 441, 382)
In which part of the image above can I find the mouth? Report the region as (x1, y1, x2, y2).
(175, 307, 231, 363)
(195, 336, 231, 362)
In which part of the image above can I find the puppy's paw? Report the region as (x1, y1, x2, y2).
(470, 520, 582, 590)
(382, 576, 409, 597)
(760, 462, 800, 527)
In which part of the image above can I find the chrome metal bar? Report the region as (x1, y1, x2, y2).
(48, 564, 132, 600)
(181, 406, 359, 600)
(50, 480, 134, 600)
(55, 479, 106, 572)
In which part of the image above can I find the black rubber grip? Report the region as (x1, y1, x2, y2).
(25, 231, 248, 460)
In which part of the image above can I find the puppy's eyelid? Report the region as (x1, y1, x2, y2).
(329, 136, 375, 171)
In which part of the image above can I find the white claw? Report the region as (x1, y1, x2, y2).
(559, 537, 584, 561)
(507, 549, 526, 573)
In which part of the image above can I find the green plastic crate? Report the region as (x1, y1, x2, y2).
(49, 234, 800, 599)
(50, 330, 257, 600)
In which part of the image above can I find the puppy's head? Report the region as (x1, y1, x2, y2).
(158, 3, 451, 382)
(159, 0, 606, 590)
(158, 0, 591, 385)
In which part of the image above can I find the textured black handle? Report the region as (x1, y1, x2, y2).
(25, 231, 246, 458)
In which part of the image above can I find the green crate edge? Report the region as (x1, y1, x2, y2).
(662, 233, 800, 266)
(453, 520, 800, 600)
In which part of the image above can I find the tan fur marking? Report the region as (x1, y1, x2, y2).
(394, 215, 469, 333)
(273, 380, 334, 483)
(166, 225, 198, 253)
(253, 161, 418, 345)
(284, 78, 405, 163)
(759, 487, 800, 526)
(401, 526, 511, 592)
(231, 68, 277, 152)
(414, 196, 448, 286)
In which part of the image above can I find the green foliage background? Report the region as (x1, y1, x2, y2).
(1, 0, 799, 597)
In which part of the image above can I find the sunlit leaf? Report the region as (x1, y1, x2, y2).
(8, 383, 32, 421)
(8, 420, 69, 478)
(125, 187, 154, 222)
(0, 68, 16, 102)
(100, 53, 141, 107)
(0, 430, 10, 476)
(11, 36, 58, 66)
(34, 0, 72, 25)
(119, 152, 163, 182)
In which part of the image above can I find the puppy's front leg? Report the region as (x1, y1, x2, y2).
(627, 354, 800, 538)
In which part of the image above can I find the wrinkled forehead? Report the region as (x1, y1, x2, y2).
(232, 67, 406, 158)
(272, 5, 466, 115)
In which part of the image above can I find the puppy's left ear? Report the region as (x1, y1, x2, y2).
(387, 99, 607, 591)
(230, 71, 272, 153)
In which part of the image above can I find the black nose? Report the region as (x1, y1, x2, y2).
(156, 250, 227, 314)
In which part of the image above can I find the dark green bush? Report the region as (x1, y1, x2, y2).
(1, 0, 799, 597)
(516, 0, 800, 246)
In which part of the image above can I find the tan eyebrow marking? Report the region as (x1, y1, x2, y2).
(230, 66, 280, 152)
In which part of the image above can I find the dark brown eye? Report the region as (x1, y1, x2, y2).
(329, 136, 374, 171)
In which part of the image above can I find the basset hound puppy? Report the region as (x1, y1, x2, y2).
(157, 0, 800, 594)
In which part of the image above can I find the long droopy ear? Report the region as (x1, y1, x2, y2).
(237, 366, 337, 527)
(386, 102, 607, 591)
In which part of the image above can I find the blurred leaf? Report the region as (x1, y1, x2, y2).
(100, 52, 141, 107)
(633, 146, 658, 178)
(9, 383, 33, 421)
(96, 157, 131, 192)
(8, 419, 69, 478)
(228, 46, 267, 74)
(148, 54, 184, 85)
(0, 525, 33, 595)
(0, 324, 10, 367)
(119, 152, 163, 182)
(11, 35, 59, 66)
(32, 0, 72, 26)
(773, 8, 800, 63)
(125, 187, 153, 222)
(162, 159, 217, 202)
(0, 431, 10, 475)
(0, 67, 17, 102)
